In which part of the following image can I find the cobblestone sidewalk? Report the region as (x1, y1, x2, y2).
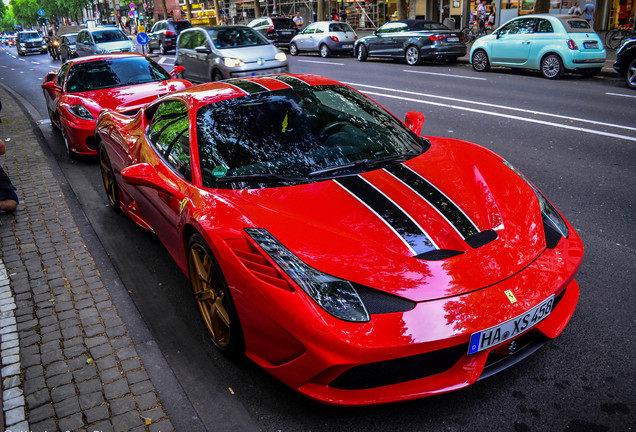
(0, 87, 174, 431)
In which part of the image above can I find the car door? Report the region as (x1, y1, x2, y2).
(490, 18, 535, 65)
(131, 99, 192, 257)
(190, 30, 213, 82)
(368, 22, 406, 56)
(297, 25, 316, 50)
(177, 31, 197, 81)
(148, 22, 161, 50)
(43, 62, 70, 126)
(308, 25, 325, 51)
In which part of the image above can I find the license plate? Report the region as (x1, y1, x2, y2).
(447, 37, 459, 42)
(281, 31, 292, 35)
(468, 295, 555, 354)
(584, 42, 598, 49)
(342, 44, 353, 48)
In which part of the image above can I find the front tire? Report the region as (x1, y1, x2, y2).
(61, 127, 76, 159)
(541, 54, 564, 79)
(188, 233, 244, 358)
(357, 44, 368, 61)
(405, 45, 421, 66)
(289, 42, 298, 56)
(212, 70, 224, 82)
(98, 143, 120, 212)
(472, 49, 490, 72)
(319, 43, 331, 58)
(626, 58, 636, 89)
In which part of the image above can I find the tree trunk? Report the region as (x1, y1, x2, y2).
(212, 0, 220, 23)
(161, 0, 168, 20)
(184, 0, 193, 20)
(397, 0, 408, 20)
(253, 0, 261, 18)
(534, 0, 550, 13)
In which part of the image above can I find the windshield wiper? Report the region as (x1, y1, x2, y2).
(308, 153, 418, 179)
(214, 173, 308, 183)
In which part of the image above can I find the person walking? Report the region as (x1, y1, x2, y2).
(568, 1, 582, 16)
(476, 0, 486, 34)
(293, 11, 304, 28)
(582, 1, 595, 24)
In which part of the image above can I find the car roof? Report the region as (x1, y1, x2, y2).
(509, 14, 595, 33)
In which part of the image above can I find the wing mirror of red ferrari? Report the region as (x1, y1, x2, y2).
(170, 65, 185, 78)
(44, 72, 56, 83)
(121, 163, 185, 200)
(405, 111, 425, 136)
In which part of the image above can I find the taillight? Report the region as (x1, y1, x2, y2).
(165, 30, 175, 36)
(567, 39, 578, 50)
(354, 35, 358, 40)
(330, 36, 339, 42)
(430, 35, 445, 41)
(459, 33, 465, 41)
(267, 25, 275, 33)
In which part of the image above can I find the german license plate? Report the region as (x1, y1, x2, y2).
(281, 31, 292, 35)
(342, 44, 353, 48)
(447, 37, 459, 42)
(468, 295, 555, 354)
(584, 42, 598, 49)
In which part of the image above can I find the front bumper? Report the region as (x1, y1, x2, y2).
(60, 116, 98, 156)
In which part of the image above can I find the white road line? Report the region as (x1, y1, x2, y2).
(403, 69, 487, 81)
(298, 59, 345, 66)
(605, 92, 636, 99)
(158, 57, 167, 64)
(345, 82, 636, 133)
(360, 90, 636, 142)
(31, 61, 40, 64)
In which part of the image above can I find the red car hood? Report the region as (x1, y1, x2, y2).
(223, 138, 547, 302)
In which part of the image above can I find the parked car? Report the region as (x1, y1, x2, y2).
(354, 20, 466, 65)
(1, 35, 7, 45)
(175, 25, 288, 82)
(248, 17, 298, 49)
(95, 73, 584, 406)
(289, 21, 357, 57)
(148, 19, 192, 54)
(16, 30, 47, 56)
(470, 14, 606, 79)
(613, 38, 636, 89)
(41, 53, 190, 157)
(74, 26, 136, 57)
(8, 35, 16, 46)
(60, 33, 78, 63)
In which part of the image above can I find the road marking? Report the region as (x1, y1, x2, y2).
(158, 56, 167, 64)
(298, 59, 345, 66)
(31, 61, 40, 64)
(346, 82, 636, 133)
(359, 89, 636, 142)
(605, 92, 636, 99)
(403, 69, 487, 81)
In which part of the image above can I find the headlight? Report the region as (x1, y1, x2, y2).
(69, 105, 95, 120)
(503, 160, 569, 238)
(223, 57, 244, 67)
(245, 228, 370, 322)
(275, 52, 287, 62)
(20, 43, 26, 47)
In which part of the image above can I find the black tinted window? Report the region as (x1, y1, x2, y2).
(174, 21, 192, 31)
(274, 19, 297, 29)
(148, 101, 191, 181)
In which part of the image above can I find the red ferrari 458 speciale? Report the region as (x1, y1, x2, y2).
(95, 74, 584, 406)
(42, 53, 191, 157)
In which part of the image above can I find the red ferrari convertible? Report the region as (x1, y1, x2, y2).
(42, 53, 191, 157)
(95, 74, 584, 406)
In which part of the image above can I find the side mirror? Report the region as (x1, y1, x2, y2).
(44, 72, 57, 83)
(121, 163, 185, 200)
(170, 65, 185, 77)
(405, 111, 425, 136)
(195, 46, 211, 54)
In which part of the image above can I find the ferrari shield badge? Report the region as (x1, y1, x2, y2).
(179, 197, 189, 215)
(504, 289, 518, 304)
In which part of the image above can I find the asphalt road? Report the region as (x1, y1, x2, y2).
(1, 45, 635, 432)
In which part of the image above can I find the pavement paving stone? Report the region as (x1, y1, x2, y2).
(111, 395, 136, 416)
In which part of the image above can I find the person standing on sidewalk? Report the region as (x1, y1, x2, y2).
(582, 1, 595, 25)
(0, 139, 19, 213)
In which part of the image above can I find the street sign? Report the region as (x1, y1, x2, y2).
(130, 3, 135, 9)
(136, 32, 149, 45)
(38, 9, 45, 16)
(129, 10, 134, 18)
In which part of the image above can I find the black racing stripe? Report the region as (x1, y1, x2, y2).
(335, 176, 436, 255)
(268, 75, 310, 88)
(224, 79, 269, 94)
(386, 164, 479, 239)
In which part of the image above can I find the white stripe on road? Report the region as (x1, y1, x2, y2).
(403, 69, 487, 81)
(360, 89, 636, 142)
(345, 82, 636, 133)
(158, 57, 168, 64)
(605, 92, 636, 99)
(31, 61, 40, 64)
(298, 59, 345, 66)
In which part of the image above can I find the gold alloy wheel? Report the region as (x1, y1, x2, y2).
(99, 146, 118, 209)
(189, 243, 231, 348)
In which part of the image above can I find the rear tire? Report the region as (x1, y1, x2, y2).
(319, 43, 331, 58)
(357, 44, 368, 61)
(405, 45, 421, 66)
(471, 49, 490, 72)
(289, 42, 298, 56)
(98, 143, 120, 212)
(61, 127, 76, 159)
(541, 54, 564, 79)
(626, 57, 636, 89)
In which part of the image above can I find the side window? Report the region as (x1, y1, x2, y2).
(192, 31, 209, 49)
(179, 32, 193, 49)
(303, 28, 315, 34)
(314, 27, 325, 34)
(498, 21, 517, 35)
(517, 19, 535, 34)
(537, 19, 553, 33)
(147, 101, 192, 181)
(56, 63, 70, 88)
(77, 32, 84, 43)
(378, 23, 408, 34)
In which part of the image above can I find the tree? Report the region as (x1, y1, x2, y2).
(534, 0, 550, 13)
(396, 0, 408, 20)
(252, 0, 260, 18)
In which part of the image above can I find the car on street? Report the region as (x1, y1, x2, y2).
(1, 35, 7, 45)
(354, 20, 467, 65)
(613, 38, 636, 89)
(16, 30, 47, 56)
(470, 14, 606, 79)
(174, 25, 288, 82)
(41, 53, 190, 157)
(148, 19, 192, 55)
(60, 33, 79, 63)
(95, 73, 584, 406)
(289, 21, 357, 57)
(248, 17, 299, 49)
(74, 26, 136, 57)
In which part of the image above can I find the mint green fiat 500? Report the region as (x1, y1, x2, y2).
(470, 14, 605, 79)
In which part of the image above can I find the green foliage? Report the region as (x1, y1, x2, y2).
(10, 0, 39, 26)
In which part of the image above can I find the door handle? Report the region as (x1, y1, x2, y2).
(522, 41, 531, 44)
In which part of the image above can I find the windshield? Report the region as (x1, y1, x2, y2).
(209, 27, 269, 49)
(21, 32, 40, 40)
(196, 85, 425, 189)
(65, 34, 77, 44)
(65, 57, 170, 92)
(92, 29, 129, 43)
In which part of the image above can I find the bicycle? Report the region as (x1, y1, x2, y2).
(461, 22, 492, 43)
(605, 20, 635, 50)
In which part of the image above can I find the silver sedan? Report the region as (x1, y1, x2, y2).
(289, 21, 357, 58)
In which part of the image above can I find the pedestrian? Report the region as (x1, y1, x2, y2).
(568, 1, 582, 15)
(293, 11, 304, 28)
(331, 8, 339, 21)
(0, 139, 19, 213)
(340, 7, 347, 23)
(476, 0, 486, 33)
(582, 1, 595, 24)
(488, 1, 496, 26)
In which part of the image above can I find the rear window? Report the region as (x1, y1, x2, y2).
(411, 22, 449, 31)
(562, 18, 593, 32)
(329, 23, 354, 32)
(273, 19, 297, 30)
(174, 21, 192, 32)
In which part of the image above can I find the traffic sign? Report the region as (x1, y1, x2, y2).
(136, 32, 149, 45)
(38, 9, 45, 16)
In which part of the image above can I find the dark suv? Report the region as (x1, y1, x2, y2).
(148, 19, 192, 54)
(16, 30, 46, 56)
(614, 38, 636, 90)
(247, 17, 298, 49)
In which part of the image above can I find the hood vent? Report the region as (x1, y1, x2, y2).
(465, 229, 498, 249)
